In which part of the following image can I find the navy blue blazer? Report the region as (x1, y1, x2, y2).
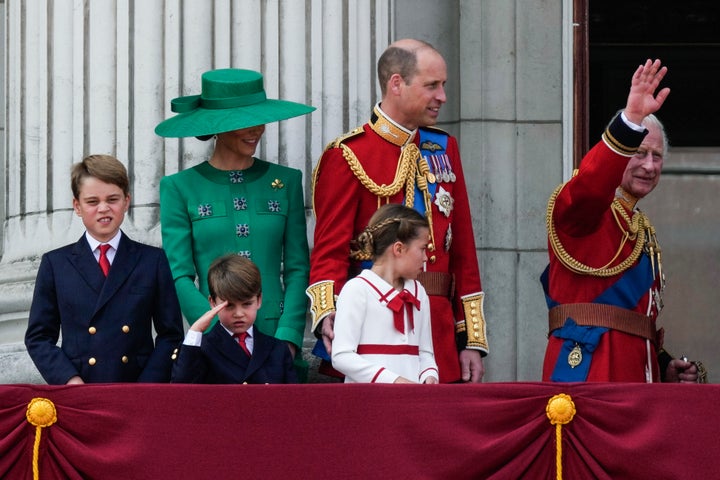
(171, 323, 298, 384)
(25, 232, 184, 384)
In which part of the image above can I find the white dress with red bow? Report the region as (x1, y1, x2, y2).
(332, 269, 438, 383)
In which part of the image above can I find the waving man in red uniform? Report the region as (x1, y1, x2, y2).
(542, 59, 700, 383)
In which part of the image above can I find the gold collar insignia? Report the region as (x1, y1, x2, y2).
(369, 105, 414, 146)
(616, 187, 639, 211)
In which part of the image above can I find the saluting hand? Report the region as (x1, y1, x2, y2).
(190, 300, 228, 333)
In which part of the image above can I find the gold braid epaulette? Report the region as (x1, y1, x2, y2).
(327, 126, 364, 150)
(311, 127, 365, 215)
(546, 182, 649, 277)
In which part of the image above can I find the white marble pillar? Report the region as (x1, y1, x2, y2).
(0, 0, 394, 382)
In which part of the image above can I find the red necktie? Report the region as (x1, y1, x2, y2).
(98, 244, 111, 277)
(236, 332, 251, 357)
(386, 290, 421, 334)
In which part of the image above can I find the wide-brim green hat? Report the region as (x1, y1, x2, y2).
(155, 68, 315, 138)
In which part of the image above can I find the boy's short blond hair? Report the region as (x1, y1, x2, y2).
(71, 154, 130, 199)
(207, 254, 262, 301)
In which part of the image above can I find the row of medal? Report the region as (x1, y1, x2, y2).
(423, 154, 456, 183)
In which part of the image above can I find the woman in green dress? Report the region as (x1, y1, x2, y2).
(155, 69, 315, 380)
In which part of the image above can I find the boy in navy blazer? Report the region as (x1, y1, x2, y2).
(25, 154, 184, 384)
(171, 254, 297, 384)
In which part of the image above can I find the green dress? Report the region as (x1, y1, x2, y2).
(160, 159, 309, 353)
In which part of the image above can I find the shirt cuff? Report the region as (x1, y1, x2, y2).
(183, 330, 203, 347)
(620, 111, 646, 132)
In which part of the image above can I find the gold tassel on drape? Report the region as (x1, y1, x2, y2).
(26, 397, 57, 480)
(546, 394, 576, 480)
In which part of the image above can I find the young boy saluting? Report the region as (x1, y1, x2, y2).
(25, 154, 184, 384)
(171, 254, 298, 384)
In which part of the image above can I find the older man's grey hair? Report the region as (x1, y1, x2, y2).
(611, 110, 670, 158)
(641, 113, 669, 158)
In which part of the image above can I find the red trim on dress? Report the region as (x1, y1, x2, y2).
(357, 344, 419, 355)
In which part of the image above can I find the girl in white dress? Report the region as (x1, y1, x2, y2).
(332, 204, 439, 383)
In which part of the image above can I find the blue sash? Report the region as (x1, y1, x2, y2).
(413, 129, 446, 214)
(542, 254, 655, 381)
(312, 339, 331, 361)
(550, 320, 607, 381)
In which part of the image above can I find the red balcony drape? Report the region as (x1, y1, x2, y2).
(1, 382, 715, 479)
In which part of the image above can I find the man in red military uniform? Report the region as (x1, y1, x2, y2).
(307, 39, 488, 383)
(542, 59, 700, 383)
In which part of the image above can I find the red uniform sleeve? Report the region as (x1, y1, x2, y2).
(554, 141, 629, 237)
(309, 146, 361, 296)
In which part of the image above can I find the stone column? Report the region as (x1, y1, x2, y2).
(0, 0, 394, 383)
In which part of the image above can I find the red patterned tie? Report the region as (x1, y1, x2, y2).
(98, 244, 111, 277)
(236, 332, 251, 357)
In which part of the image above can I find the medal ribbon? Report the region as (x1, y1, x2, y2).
(414, 129, 447, 214)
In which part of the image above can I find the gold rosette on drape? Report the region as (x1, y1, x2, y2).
(546, 394, 576, 480)
(26, 397, 58, 480)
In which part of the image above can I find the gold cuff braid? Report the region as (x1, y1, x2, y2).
(459, 292, 489, 352)
(306, 281, 336, 332)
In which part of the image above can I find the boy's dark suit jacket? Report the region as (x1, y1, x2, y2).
(171, 323, 298, 384)
(25, 232, 184, 384)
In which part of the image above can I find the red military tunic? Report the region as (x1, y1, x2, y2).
(309, 106, 487, 383)
(542, 114, 664, 382)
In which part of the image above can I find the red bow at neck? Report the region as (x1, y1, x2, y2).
(386, 290, 421, 334)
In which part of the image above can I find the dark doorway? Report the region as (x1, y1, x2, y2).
(588, 1, 720, 147)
